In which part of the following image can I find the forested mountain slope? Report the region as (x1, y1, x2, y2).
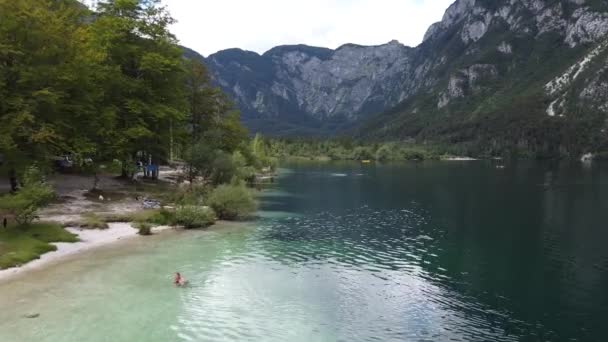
(362, 0, 608, 157)
(189, 0, 608, 157)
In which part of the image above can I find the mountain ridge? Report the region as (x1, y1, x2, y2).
(187, 0, 608, 156)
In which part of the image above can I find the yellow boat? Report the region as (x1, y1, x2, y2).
(361, 160, 372, 164)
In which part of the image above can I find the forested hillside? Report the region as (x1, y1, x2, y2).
(201, 0, 608, 158)
(361, 0, 608, 158)
(0, 0, 254, 187)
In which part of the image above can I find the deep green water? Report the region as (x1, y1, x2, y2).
(1, 161, 608, 341)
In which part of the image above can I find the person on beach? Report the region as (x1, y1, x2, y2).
(174, 272, 187, 287)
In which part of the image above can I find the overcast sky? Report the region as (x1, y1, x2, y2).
(83, 0, 455, 57)
(164, 0, 454, 56)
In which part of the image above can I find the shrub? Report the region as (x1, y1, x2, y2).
(170, 184, 212, 206)
(135, 222, 153, 236)
(211, 151, 237, 185)
(207, 183, 257, 220)
(375, 144, 394, 162)
(0, 166, 54, 225)
(351, 146, 374, 161)
(233, 150, 256, 183)
(401, 148, 427, 161)
(146, 209, 175, 226)
(174, 206, 216, 228)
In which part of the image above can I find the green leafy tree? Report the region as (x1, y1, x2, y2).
(91, 0, 186, 177)
(0, 0, 97, 188)
(0, 166, 54, 225)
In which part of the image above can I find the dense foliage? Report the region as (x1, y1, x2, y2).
(0, 0, 268, 191)
(264, 138, 454, 161)
(174, 205, 216, 228)
(207, 183, 257, 220)
(0, 166, 54, 225)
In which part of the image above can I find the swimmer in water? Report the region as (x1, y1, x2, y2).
(174, 272, 187, 287)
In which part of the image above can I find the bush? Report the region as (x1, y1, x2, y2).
(232, 151, 256, 183)
(135, 222, 153, 236)
(375, 144, 394, 161)
(401, 148, 427, 161)
(146, 209, 175, 226)
(207, 183, 257, 220)
(170, 184, 212, 206)
(211, 152, 237, 185)
(175, 206, 216, 228)
(351, 147, 374, 161)
(0, 166, 54, 225)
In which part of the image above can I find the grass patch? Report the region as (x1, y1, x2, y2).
(102, 209, 175, 226)
(78, 213, 109, 229)
(101, 212, 135, 223)
(0, 222, 78, 269)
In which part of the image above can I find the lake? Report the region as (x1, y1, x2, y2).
(1, 160, 607, 341)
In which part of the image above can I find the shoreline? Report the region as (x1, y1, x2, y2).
(0, 223, 174, 283)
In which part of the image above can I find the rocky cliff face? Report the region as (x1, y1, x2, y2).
(201, 42, 415, 134)
(420, 0, 608, 110)
(191, 0, 608, 155)
(363, 0, 608, 157)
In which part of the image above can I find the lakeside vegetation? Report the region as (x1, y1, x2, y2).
(0, 0, 269, 269)
(0, 222, 78, 269)
(263, 138, 472, 162)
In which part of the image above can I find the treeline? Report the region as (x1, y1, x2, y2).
(263, 138, 453, 162)
(0, 0, 261, 189)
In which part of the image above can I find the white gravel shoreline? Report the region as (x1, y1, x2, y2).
(0, 223, 172, 283)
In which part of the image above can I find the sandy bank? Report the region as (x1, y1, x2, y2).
(0, 223, 173, 283)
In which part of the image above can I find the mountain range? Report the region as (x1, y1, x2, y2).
(186, 0, 608, 157)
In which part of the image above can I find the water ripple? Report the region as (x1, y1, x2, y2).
(173, 206, 527, 341)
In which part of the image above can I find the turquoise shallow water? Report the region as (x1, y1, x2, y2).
(1, 160, 608, 341)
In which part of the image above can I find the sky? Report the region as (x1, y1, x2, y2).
(82, 0, 455, 57)
(164, 0, 455, 57)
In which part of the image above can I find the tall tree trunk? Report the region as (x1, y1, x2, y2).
(92, 172, 100, 191)
(121, 164, 128, 179)
(169, 119, 174, 163)
(8, 168, 18, 193)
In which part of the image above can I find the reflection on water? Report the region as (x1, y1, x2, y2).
(1, 161, 608, 341)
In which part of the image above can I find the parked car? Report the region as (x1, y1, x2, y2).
(53, 155, 74, 171)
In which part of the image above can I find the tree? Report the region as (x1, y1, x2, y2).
(0, 166, 54, 225)
(91, 0, 186, 177)
(184, 58, 211, 143)
(0, 0, 97, 188)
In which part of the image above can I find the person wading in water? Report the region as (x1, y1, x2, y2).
(174, 272, 187, 287)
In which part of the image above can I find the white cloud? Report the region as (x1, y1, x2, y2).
(165, 0, 454, 56)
